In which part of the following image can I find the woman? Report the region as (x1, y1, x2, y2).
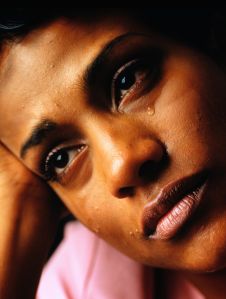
(0, 8, 226, 298)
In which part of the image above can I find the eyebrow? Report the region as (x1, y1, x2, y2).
(20, 33, 139, 159)
(83, 32, 141, 87)
(20, 120, 57, 158)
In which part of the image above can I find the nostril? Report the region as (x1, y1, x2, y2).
(139, 160, 161, 181)
(118, 186, 134, 198)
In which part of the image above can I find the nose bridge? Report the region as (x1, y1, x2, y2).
(89, 115, 164, 197)
(90, 115, 147, 161)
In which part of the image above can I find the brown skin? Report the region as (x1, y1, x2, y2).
(1, 16, 226, 297)
(0, 144, 61, 299)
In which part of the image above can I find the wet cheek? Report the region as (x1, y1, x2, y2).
(51, 181, 113, 227)
(50, 180, 134, 247)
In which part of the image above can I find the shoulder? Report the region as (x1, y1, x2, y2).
(37, 221, 97, 298)
(36, 221, 148, 299)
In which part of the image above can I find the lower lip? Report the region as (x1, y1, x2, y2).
(151, 181, 207, 240)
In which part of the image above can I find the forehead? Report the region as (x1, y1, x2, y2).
(0, 18, 128, 99)
(0, 18, 137, 151)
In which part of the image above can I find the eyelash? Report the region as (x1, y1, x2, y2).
(111, 57, 160, 109)
(41, 144, 86, 181)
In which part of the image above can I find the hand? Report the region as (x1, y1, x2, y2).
(0, 143, 62, 299)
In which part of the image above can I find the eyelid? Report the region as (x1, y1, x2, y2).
(40, 142, 86, 181)
(44, 144, 74, 174)
(111, 58, 150, 109)
(112, 58, 140, 81)
(111, 58, 140, 104)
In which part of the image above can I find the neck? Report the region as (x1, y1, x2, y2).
(183, 268, 226, 299)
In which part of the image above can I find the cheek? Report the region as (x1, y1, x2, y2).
(152, 69, 226, 169)
(51, 179, 140, 248)
(50, 180, 117, 232)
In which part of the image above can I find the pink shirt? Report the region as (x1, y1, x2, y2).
(37, 222, 204, 299)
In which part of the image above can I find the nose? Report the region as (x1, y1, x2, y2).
(92, 119, 166, 198)
(108, 140, 165, 198)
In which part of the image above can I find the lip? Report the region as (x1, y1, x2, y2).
(141, 171, 209, 240)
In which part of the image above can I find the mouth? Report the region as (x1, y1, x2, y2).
(141, 171, 209, 240)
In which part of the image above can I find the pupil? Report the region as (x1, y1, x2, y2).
(119, 72, 135, 90)
(53, 150, 69, 168)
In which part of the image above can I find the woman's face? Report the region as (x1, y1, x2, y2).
(1, 15, 226, 272)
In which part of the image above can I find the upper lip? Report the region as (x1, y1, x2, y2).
(141, 170, 209, 237)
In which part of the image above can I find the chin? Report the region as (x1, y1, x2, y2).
(190, 253, 226, 274)
(133, 237, 226, 274)
(144, 255, 226, 274)
(187, 229, 226, 273)
(175, 242, 226, 274)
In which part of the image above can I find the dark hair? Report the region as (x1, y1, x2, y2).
(0, 8, 225, 63)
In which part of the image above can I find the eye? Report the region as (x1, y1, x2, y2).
(111, 57, 161, 110)
(42, 144, 86, 181)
